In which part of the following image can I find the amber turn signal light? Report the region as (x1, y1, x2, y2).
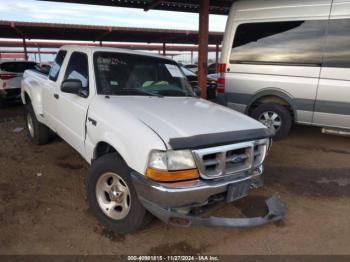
(145, 168, 199, 182)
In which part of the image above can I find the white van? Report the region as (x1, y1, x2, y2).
(219, 0, 350, 139)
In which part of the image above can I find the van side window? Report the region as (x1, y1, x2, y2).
(64, 52, 89, 96)
(231, 21, 327, 66)
(324, 19, 350, 68)
(49, 50, 67, 81)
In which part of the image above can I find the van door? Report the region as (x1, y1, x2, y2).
(54, 51, 91, 156)
(313, 3, 350, 129)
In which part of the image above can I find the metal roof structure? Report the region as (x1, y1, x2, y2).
(0, 40, 221, 52)
(40, 0, 234, 15)
(33, 0, 229, 98)
(0, 20, 223, 45)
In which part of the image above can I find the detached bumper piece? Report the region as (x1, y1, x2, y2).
(140, 193, 286, 228)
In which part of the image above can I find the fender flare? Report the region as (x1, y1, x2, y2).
(92, 137, 130, 166)
(22, 84, 44, 117)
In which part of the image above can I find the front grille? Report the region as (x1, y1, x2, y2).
(192, 139, 268, 180)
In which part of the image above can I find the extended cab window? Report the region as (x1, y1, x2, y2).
(64, 52, 89, 96)
(231, 20, 327, 65)
(94, 52, 194, 97)
(49, 50, 67, 81)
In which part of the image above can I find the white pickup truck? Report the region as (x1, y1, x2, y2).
(21, 46, 285, 234)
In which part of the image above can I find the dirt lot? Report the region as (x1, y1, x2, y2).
(0, 104, 349, 255)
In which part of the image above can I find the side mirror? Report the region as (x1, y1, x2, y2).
(61, 79, 88, 98)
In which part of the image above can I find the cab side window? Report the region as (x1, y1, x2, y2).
(324, 19, 350, 68)
(231, 20, 327, 66)
(64, 52, 89, 96)
(49, 50, 67, 81)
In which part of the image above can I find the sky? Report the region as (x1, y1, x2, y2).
(0, 0, 228, 62)
(0, 0, 227, 31)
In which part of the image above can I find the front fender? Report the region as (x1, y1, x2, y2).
(21, 77, 45, 117)
(85, 106, 167, 174)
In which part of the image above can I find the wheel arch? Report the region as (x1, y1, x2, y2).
(93, 141, 125, 163)
(246, 89, 297, 122)
(23, 91, 31, 104)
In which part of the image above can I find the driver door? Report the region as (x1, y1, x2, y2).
(55, 51, 91, 156)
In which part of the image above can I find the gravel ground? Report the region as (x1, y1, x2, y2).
(0, 104, 349, 255)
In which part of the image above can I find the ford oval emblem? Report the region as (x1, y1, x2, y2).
(231, 155, 244, 164)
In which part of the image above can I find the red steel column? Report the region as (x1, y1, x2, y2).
(215, 43, 219, 68)
(163, 43, 166, 56)
(22, 38, 28, 61)
(198, 0, 209, 99)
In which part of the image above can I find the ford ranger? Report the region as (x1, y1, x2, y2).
(21, 46, 285, 234)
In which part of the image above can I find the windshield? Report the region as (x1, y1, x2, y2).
(94, 52, 195, 97)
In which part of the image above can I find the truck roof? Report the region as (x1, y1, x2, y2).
(60, 45, 173, 61)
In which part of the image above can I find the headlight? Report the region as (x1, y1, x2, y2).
(146, 150, 199, 182)
(148, 150, 196, 171)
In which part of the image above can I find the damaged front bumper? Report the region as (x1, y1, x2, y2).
(140, 193, 285, 228)
(131, 171, 286, 228)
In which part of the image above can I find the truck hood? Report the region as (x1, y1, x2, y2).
(106, 96, 266, 147)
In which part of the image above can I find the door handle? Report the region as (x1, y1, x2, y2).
(88, 117, 97, 126)
(54, 94, 59, 99)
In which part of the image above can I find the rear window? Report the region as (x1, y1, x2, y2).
(0, 62, 37, 73)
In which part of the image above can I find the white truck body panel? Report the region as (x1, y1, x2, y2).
(21, 45, 267, 175)
(21, 45, 286, 230)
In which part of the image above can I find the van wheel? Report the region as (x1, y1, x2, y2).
(251, 103, 292, 140)
(87, 153, 152, 234)
(24, 104, 49, 145)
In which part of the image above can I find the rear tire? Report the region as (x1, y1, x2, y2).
(87, 153, 152, 234)
(24, 103, 49, 145)
(251, 103, 292, 140)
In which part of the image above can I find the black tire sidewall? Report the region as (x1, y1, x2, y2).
(251, 103, 292, 140)
(24, 103, 49, 145)
(24, 104, 40, 144)
(87, 153, 149, 234)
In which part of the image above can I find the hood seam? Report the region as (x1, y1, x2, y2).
(139, 119, 169, 150)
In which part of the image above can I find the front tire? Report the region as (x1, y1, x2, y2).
(24, 103, 49, 145)
(87, 153, 152, 234)
(251, 103, 292, 140)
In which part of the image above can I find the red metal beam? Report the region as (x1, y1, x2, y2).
(0, 50, 57, 54)
(0, 20, 223, 45)
(0, 40, 221, 52)
(95, 27, 112, 42)
(198, 0, 209, 99)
